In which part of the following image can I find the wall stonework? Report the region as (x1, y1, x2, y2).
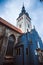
(0, 23, 21, 64)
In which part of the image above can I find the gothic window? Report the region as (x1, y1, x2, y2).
(37, 41, 40, 48)
(29, 39, 32, 44)
(6, 35, 15, 56)
(16, 48, 20, 55)
(18, 48, 20, 55)
(16, 48, 18, 55)
(35, 50, 37, 55)
(26, 48, 29, 55)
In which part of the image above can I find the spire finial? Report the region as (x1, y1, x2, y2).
(23, 2, 24, 7)
(22, 2, 25, 9)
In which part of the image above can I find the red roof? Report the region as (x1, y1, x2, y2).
(0, 17, 23, 34)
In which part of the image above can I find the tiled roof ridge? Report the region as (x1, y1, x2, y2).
(0, 17, 23, 34)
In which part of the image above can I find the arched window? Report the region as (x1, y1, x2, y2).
(6, 34, 16, 56)
(37, 41, 40, 48)
(29, 39, 32, 44)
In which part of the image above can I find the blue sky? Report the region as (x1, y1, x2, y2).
(0, 0, 43, 41)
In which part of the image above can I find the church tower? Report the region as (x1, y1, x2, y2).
(17, 5, 32, 33)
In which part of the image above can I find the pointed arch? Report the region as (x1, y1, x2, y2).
(6, 34, 16, 56)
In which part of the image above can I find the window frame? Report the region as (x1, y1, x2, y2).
(26, 48, 29, 56)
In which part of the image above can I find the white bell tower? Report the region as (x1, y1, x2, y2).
(17, 5, 32, 33)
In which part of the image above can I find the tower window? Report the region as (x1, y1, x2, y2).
(28, 24, 29, 28)
(18, 17, 23, 22)
(26, 17, 30, 21)
(27, 29, 28, 32)
(19, 24, 21, 28)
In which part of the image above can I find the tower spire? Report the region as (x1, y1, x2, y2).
(22, 4, 26, 13)
(23, 2, 24, 7)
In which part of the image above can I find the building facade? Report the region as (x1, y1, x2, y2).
(17, 5, 32, 33)
(0, 17, 23, 65)
(16, 5, 43, 65)
(15, 29, 43, 65)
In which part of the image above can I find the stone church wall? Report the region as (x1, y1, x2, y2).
(0, 23, 21, 64)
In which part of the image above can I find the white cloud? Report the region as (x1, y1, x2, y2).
(0, 0, 43, 41)
(30, 5, 43, 41)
